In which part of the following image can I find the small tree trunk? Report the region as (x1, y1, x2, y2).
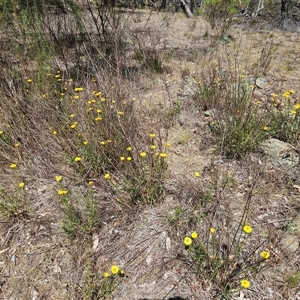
(180, 0, 194, 17)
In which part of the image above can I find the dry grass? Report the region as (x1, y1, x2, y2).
(0, 4, 300, 300)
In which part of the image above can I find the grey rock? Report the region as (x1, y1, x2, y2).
(260, 138, 299, 168)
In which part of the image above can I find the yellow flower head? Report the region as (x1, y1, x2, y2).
(289, 89, 295, 94)
(260, 251, 271, 259)
(140, 152, 147, 158)
(18, 182, 25, 188)
(127, 157, 132, 161)
(83, 141, 88, 145)
(74, 156, 81, 162)
(95, 117, 102, 121)
(74, 87, 83, 92)
(243, 225, 253, 234)
(70, 124, 77, 129)
(165, 142, 171, 147)
(88, 181, 94, 185)
(120, 156, 125, 161)
(263, 126, 269, 131)
(160, 153, 167, 158)
(194, 172, 200, 177)
(117, 111, 124, 115)
(100, 141, 106, 145)
(294, 103, 300, 110)
(149, 133, 156, 138)
(96, 109, 102, 113)
(0, 130, 3, 135)
(210, 227, 215, 234)
(184, 237, 192, 246)
(55, 175, 63, 182)
(70, 114, 76, 118)
(126, 147, 132, 151)
(53, 131, 58, 135)
(57, 190, 68, 195)
(27, 79, 33, 83)
(191, 232, 198, 239)
(104, 173, 111, 180)
(282, 91, 290, 98)
(111, 265, 119, 275)
(103, 272, 110, 278)
(15, 143, 20, 147)
(10, 163, 17, 169)
(291, 110, 296, 115)
(150, 145, 156, 150)
(240, 279, 251, 289)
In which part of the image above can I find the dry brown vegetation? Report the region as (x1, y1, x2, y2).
(0, 3, 300, 300)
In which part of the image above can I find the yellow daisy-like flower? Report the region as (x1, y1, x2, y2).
(15, 143, 20, 147)
(294, 103, 300, 110)
(95, 117, 102, 121)
(96, 109, 102, 113)
(74, 95, 80, 99)
(70, 124, 77, 129)
(88, 181, 94, 185)
(18, 182, 25, 188)
(74, 87, 83, 92)
(160, 153, 167, 158)
(240, 279, 251, 289)
(140, 152, 147, 157)
(282, 91, 290, 98)
(103, 272, 110, 278)
(120, 156, 125, 161)
(126, 147, 132, 151)
(165, 142, 171, 147)
(263, 126, 269, 131)
(53, 131, 58, 135)
(101, 97, 106, 102)
(210, 227, 215, 233)
(55, 175, 63, 182)
(289, 89, 295, 94)
(0, 130, 3, 135)
(10, 163, 17, 169)
(83, 141, 88, 145)
(260, 251, 271, 259)
(27, 79, 33, 83)
(291, 110, 296, 115)
(150, 145, 156, 150)
(191, 232, 198, 239)
(70, 114, 76, 118)
(104, 173, 111, 180)
(74, 156, 81, 162)
(194, 172, 200, 177)
(149, 133, 156, 138)
(100, 141, 106, 145)
(127, 157, 132, 161)
(57, 190, 68, 195)
(184, 237, 192, 246)
(111, 265, 119, 275)
(243, 225, 253, 234)
(117, 111, 124, 115)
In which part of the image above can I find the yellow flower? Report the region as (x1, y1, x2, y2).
(74, 87, 83, 92)
(27, 79, 33, 83)
(191, 232, 198, 239)
(289, 89, 295, 94)
(53, 131, 57, 135)
(18, 182, 25, 188)
(282, 91, 290, 98)
(210, 227, 215, 233)
(104, 173, 111, 180)
(15, 143, 20, 147)
(184, 237, 192, 246)
(120, 269, 125, 276)
(101, 97, 106, 102)
(240, 279, 251, 289)
(111, 265, 119, 274)
(291, 110, 296, 115)
(96, 109, 102, 113)
(260, 251, 271, 259)
(55, 175, 63, 182)
(127, 157, 132, 161)
(74, 156, 81, 162)
(160, 153, 167, 158)
(57, 190, 68, 195)
(100, 141, 106, 145)
(140, 152, 147, 157)
(95, 117, 102, 121)
(10, 163, 17, 169)
(94, 91, 101, 97)
(117, 111, 124, 115)
(60, 93, 65, 96)
(150, 145, 156, 150)
(149, 133, 156, 138)
(132, 97, 136, 101)
(165, 142, 171, 147)
(88, 181, 94, 185)
(126, 147, 132, 151)
(74, 95, 80, 99)
(263, 126, 269, 131)
(243, 225, 253, 234)
(120, 156, 125, 161)
(83, 141, 88, 145)
(70, 114, 76, 118)
(294, 103, 300, 110)
(194, 172, 200, 177)
(0, 130, 3, 135)
(103, 272, 110, 278)
(70, 124, 77, 129)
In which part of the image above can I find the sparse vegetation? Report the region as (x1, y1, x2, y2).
(0, 1, 300, 299)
